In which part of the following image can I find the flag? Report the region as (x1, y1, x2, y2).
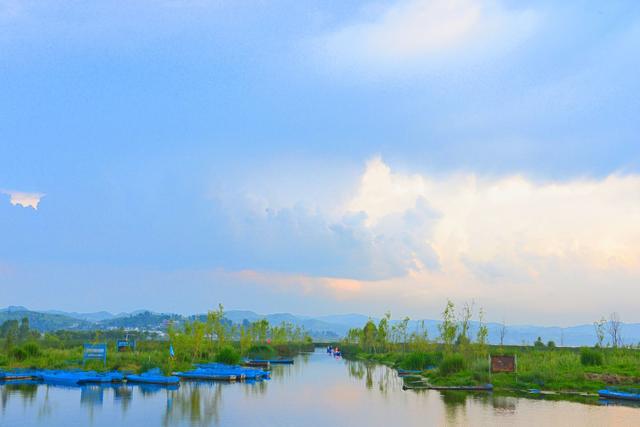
(169, 343, 175, 358)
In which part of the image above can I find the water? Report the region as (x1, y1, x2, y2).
(1, 348, 638, 426)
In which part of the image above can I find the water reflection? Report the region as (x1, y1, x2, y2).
(1, 350, 639, 427)
(1, 382, 38, 410)
(345, 359, 403, 395)
(162, 382, 222, 427)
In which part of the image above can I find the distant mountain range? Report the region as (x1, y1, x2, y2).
(2, 306, 639, 346)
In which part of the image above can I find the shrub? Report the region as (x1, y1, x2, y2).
(580, 348, 603, 366)
(22, 342, 41, 357)
(247, 344, 277, 360)
(215, 345, 241, 365)
(439, 354, 465, 375)
(10, 347, 27, 361)
(399, 352, 441, 370)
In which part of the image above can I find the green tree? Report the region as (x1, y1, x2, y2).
(206, 303, 227, 351)
(377, 311, 391, 352)
(362, 319, 378, 353)
(594, 317, 606, 348)
(476, 307, 489, 353)
(439, 300, 458, 352)
(397, 317, 410, 353)
(18, 317, 30, 340)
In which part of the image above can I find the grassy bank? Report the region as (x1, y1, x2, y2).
(0, 309, 314, 375)
(0, 341, 314, 374)
(341, 345, 640, 393)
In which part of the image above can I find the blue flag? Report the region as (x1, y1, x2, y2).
(169, 343, 175, 358)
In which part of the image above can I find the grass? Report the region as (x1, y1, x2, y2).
(0, 340, 314, 375)
(342, 345, 640, 393)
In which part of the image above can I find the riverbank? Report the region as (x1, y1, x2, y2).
(0, 341, 313, 374)
(342, 345, 640, 394)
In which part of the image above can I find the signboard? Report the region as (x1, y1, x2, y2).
(117, 340, 136, 352)
(491, 355, 516, 373)
(83, 343, 107, 366)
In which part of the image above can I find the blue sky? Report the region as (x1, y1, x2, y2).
(1, 0, 640, 324)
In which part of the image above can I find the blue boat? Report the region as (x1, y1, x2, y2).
(126, 368, 180, 385)
(185, 364, 269, 380)
(80, 371, 125, 383)
(598, 389, 640, 402)
(41, 371, 87, 386)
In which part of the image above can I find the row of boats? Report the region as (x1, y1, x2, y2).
(0, 359, 293, 387)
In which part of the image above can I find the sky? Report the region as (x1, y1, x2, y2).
(1, 0, 639, 325)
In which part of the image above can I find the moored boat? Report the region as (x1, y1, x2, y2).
(598, 389, 640, 402)
(397, 369, 421, 376)
(126, 368, 180, 385)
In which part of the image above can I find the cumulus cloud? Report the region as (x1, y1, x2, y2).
(218, 157, 640, 322)
(219, 190, 440, 280)
(314, 0, 538, 73)
(1, 190, 45, 209)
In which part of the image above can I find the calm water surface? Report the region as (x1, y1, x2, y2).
(1, 348, 638, 426)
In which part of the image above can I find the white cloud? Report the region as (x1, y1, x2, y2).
(223, 157, 640, 323)
(348, 157, 640, 275)
(2, 190, 45, 209)
(315, 0, 538, 73)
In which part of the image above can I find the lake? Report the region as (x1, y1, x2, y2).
(1, 348, 638, 426)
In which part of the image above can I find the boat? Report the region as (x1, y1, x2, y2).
(79, 371, 125, 383)
(397, 369, 421, 377)
(244, 360, 271, 368)
(126, 368, 180, 385)
(598, 389, 640, 402)
(428, 384, 493, 391)
(403, 384, 494, 391)
(176, 368, 238, 381)
(41, 371, 87, 386)
(193, 363, 269, 380)
(0, 370, 40, 381)
(263, 359, 294, 365)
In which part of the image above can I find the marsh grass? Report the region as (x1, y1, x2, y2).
(346, 345, 640, 392)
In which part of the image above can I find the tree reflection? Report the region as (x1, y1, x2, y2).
(162, 382, 222, 427)
(441, 391, 467, 424)
(1, 382, 38, 412)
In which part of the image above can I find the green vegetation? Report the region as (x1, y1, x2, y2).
(439, 354, 465, 375)
(340, 302, 640, 394)
(580, 348, 603, 366)
(215, 345, 241, 365)
(0, 306, 313, 375)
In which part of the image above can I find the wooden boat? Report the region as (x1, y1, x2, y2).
(244, 360, 271, 368)
(598, 389, 640, 402)
(265, 359, 294, 365)
(428, 384, 493, 391)
(0, 371, 37, 381)
(403, 384, 493, 391)
(178, 372, 238, 381)
(397, 369, 421, 377)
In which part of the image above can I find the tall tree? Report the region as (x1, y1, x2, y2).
(607, 312, 623, 348)
(439, 300, 458, 352)
(594, 317, 606, 348)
